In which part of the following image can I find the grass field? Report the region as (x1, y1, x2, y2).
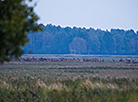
(0, 60, 138, 102)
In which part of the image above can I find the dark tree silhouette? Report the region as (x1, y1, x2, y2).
(0, 0, 42, 63)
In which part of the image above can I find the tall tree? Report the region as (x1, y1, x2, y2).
(103, 31, 115, 53)
(89, 36, 101, 53)
(69, 37, 87, 54)
(0, 0, 42, 63)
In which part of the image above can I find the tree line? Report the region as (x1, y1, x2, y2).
(23, 24, 138, 55)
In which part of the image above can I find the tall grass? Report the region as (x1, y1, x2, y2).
(0, 76, 138, 102)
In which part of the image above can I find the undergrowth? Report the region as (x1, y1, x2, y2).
(0, 76, 138, 102)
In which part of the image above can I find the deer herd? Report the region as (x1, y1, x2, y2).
(11, 57, 136, 63)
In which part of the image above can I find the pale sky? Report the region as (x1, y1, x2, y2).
(34, 0, 138, 31)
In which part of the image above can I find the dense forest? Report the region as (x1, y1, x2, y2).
(23, 24, 138, 55)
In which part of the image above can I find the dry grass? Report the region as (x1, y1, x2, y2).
(0, 60, 138, 102)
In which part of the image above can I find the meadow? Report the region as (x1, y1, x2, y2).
(0, 55, 138, 102)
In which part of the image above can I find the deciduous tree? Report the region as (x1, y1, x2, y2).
(0, 0, 42, 63)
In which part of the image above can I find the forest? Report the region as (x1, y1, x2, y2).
(23, 24, 138, 55)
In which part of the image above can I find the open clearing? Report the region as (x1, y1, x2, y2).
(1, 58, 138, 102)
(1, 60, 138, 79)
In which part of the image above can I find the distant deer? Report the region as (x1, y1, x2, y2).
(112, 59, 115, 62)
(100, 59, 104, 62)
(132, 59, 135, 62)
(126, 59, 131, 62)
(119, 58, 124, 62)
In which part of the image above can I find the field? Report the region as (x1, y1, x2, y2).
(0, 54, 138, 102)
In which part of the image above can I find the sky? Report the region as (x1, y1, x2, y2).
(33, 0, 138, 31)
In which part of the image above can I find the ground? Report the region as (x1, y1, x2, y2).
(1, 61, 138, 79)
(1, 59, 138, 102)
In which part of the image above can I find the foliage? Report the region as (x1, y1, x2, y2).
(24, 24, 138, 55)
(69, 37, 87, 54)
(0, 0, 42, 63)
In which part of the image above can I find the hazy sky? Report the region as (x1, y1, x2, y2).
(34, 0, 138, 31)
